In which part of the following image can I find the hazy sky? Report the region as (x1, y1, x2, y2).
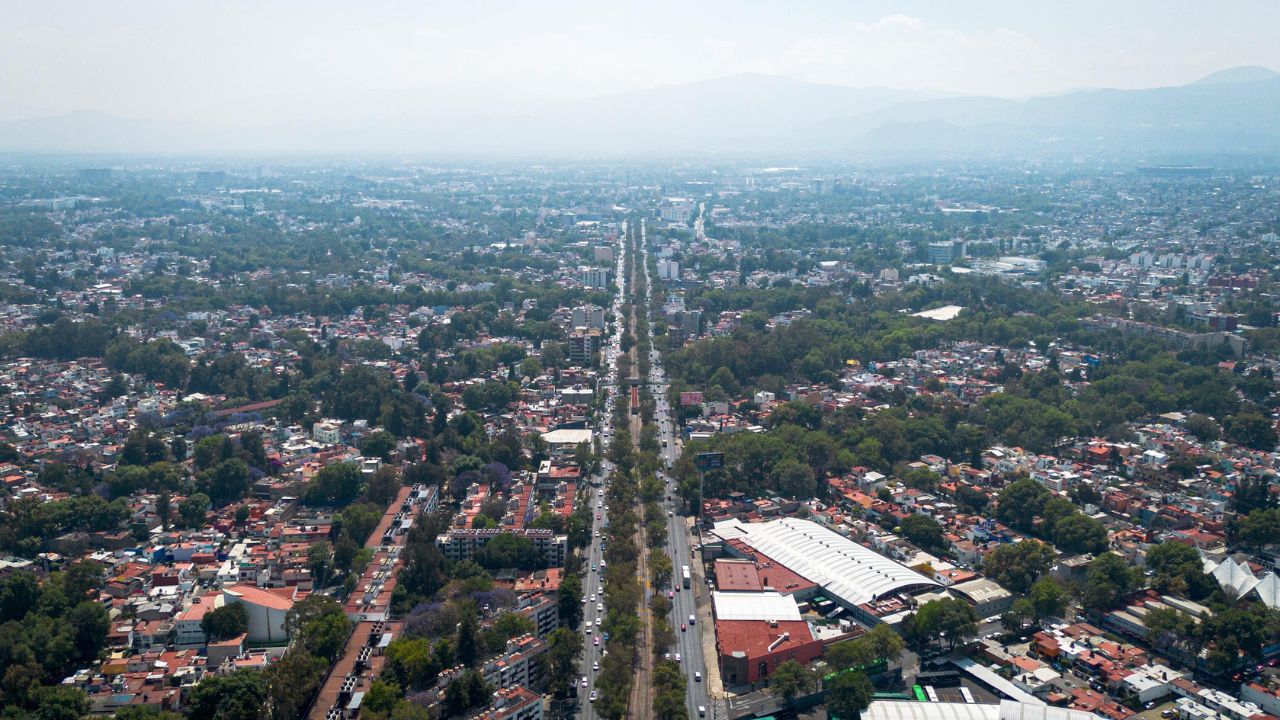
(2, 0, 1278, 123)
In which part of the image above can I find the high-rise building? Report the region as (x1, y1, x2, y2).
(571, 304, 606, 329)
(578, 266, 610, 289)
(927, 241, 955, 265)
(658, 259, 680, 282)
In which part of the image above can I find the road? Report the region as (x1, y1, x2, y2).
(577, 221, 629, 719)
(639, 217, 716, 720)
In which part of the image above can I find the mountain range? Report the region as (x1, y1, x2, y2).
(1, 66, 1277, 158)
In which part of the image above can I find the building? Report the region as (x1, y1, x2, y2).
(436, 528, 568, 567)
(710, 518, 941, 623)
(711, 591, 825, 685)
(657, 259, 680, 283)
(593, 246, 614, 263)
(862, 700, 1094, 720)
(665, 308, 702, 341)
(475, 686, 543, 720)
(571, 305, 606, 330)
(578, 267, 610, 290)
(950, 578, 1015, 617)
(567, 328, 603, 363)
(659, 198, 695, 224)
(928, 241, 956, 265)
(223, 584, 295, 644)
(312, 420, 342, 445)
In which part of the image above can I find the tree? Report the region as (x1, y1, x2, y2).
(825, 670, 874, 720)
(982, 540, 1055, 594)
(179, 493, 211, 528)
(899, 514, 945, 553)
(769, 659, 811, 704)
(1081, 552, 1139, 613)
(360, 431, 398, 462)
(1145, 542, 1215, 599)
(1002, 598, 1036, 634)
(384, 637, 442, 691)
(263, 649, 328, 720)
(287, 595, 350, 661)
(304, 463, 363, 506)
(995, 479, 1051, 532)
(545, 628, 583, 699)
(1029, 577, 1066, 619)
(1239, 508, 1280, 549)
(1053, 513, 1109, 554)
(203, 458, 251, 505)
(1185, 414, 1221, 442)
(557, 573, 583, 629)
(308, 542, 333, 588)
(363, 466, 402, 507)
(363, 680, 402, 717)
(910, 598, 977, 651)
(441, 668, 491, 718)
(1224, 412, 1278, 451)
(186, 669, 269, 720)
(457, 612, 481, 667)
(201, 602, 249, 641)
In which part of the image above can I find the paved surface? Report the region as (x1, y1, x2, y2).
(577, 222, 629, 719)
(642, 215, 721, 720)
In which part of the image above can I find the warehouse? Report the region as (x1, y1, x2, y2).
(710, 518, 941, 619)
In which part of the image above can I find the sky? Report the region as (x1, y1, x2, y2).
(1, 0, 1278, 124)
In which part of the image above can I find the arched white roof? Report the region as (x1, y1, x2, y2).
(733, 517, 941, 607)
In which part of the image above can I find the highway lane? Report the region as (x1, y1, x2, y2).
(577, 222, 628, 719)
(640, 218, 714, 720)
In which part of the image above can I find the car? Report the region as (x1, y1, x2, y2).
(586, 626, 592, 634)
(689, 614, 696, 625)
(595, 618, 601, 626)
(1161, 712, 1175, 719)
(598, 585, 604, 594)
(589, 594, 595, 601)
(664, 653, 670, 660)
(681, 623, 686, 631)
(697, 707, 705, 717)
(589, 691, 598, 703)
(695, 672, 702, 682)
(668, 510, 673, 516)
(667, 591, 674, 599)
(597, 603, 603, 612)
(581, 677, 588, 687)
(591, 565, 597, 572)
(582, 596, 588, 604)
(674, 653, 681, 662)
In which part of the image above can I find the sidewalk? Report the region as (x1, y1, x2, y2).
(690, 523, 726, 699)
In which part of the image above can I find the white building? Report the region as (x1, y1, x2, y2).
(223, 584, 294, 644)
(658, 259, 680, 282)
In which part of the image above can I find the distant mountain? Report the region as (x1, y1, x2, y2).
(818, 65, 1280, 158)
(0, 68, 1277, 158)
(1191, 66, 1280, 86)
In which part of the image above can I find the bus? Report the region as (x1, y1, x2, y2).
(681, 565, 691, 589)
(912, 686, 927, 703)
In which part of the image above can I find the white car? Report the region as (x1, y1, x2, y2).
(581, 676, 588, 687)
(674, 653, 681, 662)
(597, 602, 603, 612)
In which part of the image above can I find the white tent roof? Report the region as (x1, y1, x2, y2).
(730, 517, 940, 607)
(1255, 572, 1280, 609)
(1211, 557, 1259, 599)
(863, 700, 1093, 720)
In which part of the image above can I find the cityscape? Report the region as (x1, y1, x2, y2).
(2, 5, 1280, 720)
